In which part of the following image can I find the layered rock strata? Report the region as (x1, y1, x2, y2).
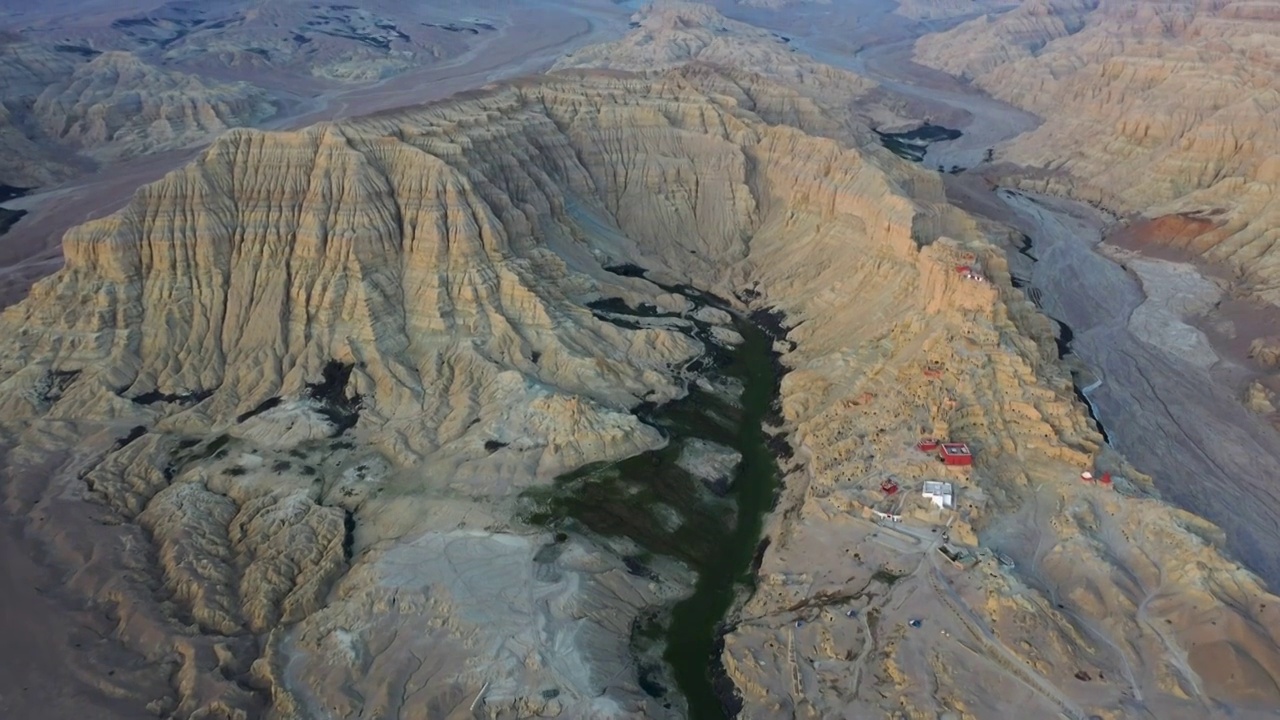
(555, 2, 923, 143)
(1, 61, 1278, 720)
(0, 39, 273, 186)
(915, 0, 1280, 306)
(33, 51, 274, 161)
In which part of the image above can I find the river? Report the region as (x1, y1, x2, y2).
(523, 282, 783, 719)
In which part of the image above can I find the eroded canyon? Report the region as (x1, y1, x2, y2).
(2, 1, 1280, 720)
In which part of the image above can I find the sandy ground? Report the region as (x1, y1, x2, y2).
(1105, 231, 1280, 396)
(944, 139, 1280, 589)
(5, 2, 1280, 717)
(0, 421, 179, 720)
(714, 0, 1040, 169)
(0, 518, 165, 720)
(996, 190, 1280, 587)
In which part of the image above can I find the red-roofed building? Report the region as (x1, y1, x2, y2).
(940, 442, 972, 466)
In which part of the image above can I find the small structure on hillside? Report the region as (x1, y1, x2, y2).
(923, 480, 955, 510)
(916, 438, 940, 453)
(940, 442, 973, 466)
(1082, 469, 1114, 489)
(872, 509, 902, 523)
(880, 478, 900, 496)
(937, 543, 976, 568)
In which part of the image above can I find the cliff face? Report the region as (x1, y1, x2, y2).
(0, 69, 845, 719)
(915, 0, 1280, 304)
(3, 32, 1280, 720)
(0, 39, 85, 185)
(554, 2, 923, 142)
(0, 0, 511, 188)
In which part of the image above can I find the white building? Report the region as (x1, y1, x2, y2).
(922, 480, 954, 510)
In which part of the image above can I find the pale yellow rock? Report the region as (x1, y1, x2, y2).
(554, 2, 900, 144)
(2, 52, 1279, 720)
(916, 0, 1280, 305)
(1250, 337, 1280, 369)
(1245, 380, 1276, 414)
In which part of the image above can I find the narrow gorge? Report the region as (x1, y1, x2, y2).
(521, 272, 787, 719)
(2, 2, 1280, 719)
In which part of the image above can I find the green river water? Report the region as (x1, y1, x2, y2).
(523, 300, 783, 719)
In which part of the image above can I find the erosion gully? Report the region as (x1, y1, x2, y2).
(792, 7, 1280, 587)
(522, 270, 785, 720)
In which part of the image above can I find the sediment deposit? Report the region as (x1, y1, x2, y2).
(915, 0, 1280, 306)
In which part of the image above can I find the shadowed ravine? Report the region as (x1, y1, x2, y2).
(522, 287, 783, 719)
(666, 313, 781, 720)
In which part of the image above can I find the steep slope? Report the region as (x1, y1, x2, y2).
(0, 74, 716, 720)
(32, 51, 274, 161)
(2, 64, 1279, 720)
(74, 0, 491, 83)
(1, 0, 581, 189)
(0, 41, 273, 186)
(554, 2, 922, 140)
(915, 0, 1280, 305)
(0, 38, 84, 186)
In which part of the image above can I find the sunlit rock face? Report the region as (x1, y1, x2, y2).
(917, 0, 1280, 304)
(2, 15, 1279, 719)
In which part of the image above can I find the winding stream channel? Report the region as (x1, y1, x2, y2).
(524, 277, 783, 719)
(541, 9, 1280, 712)
(533, 6, 1280, 715)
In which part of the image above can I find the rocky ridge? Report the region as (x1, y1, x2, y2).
(554, 2, 924, 139)
(0, 39, 274, 187)
(915, 0, 1280, 305)
(2, 12, 1280, 720)
(0, 38, 86, 186)
(0, 0, 526, 189)
(32, 51, 274, 161)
